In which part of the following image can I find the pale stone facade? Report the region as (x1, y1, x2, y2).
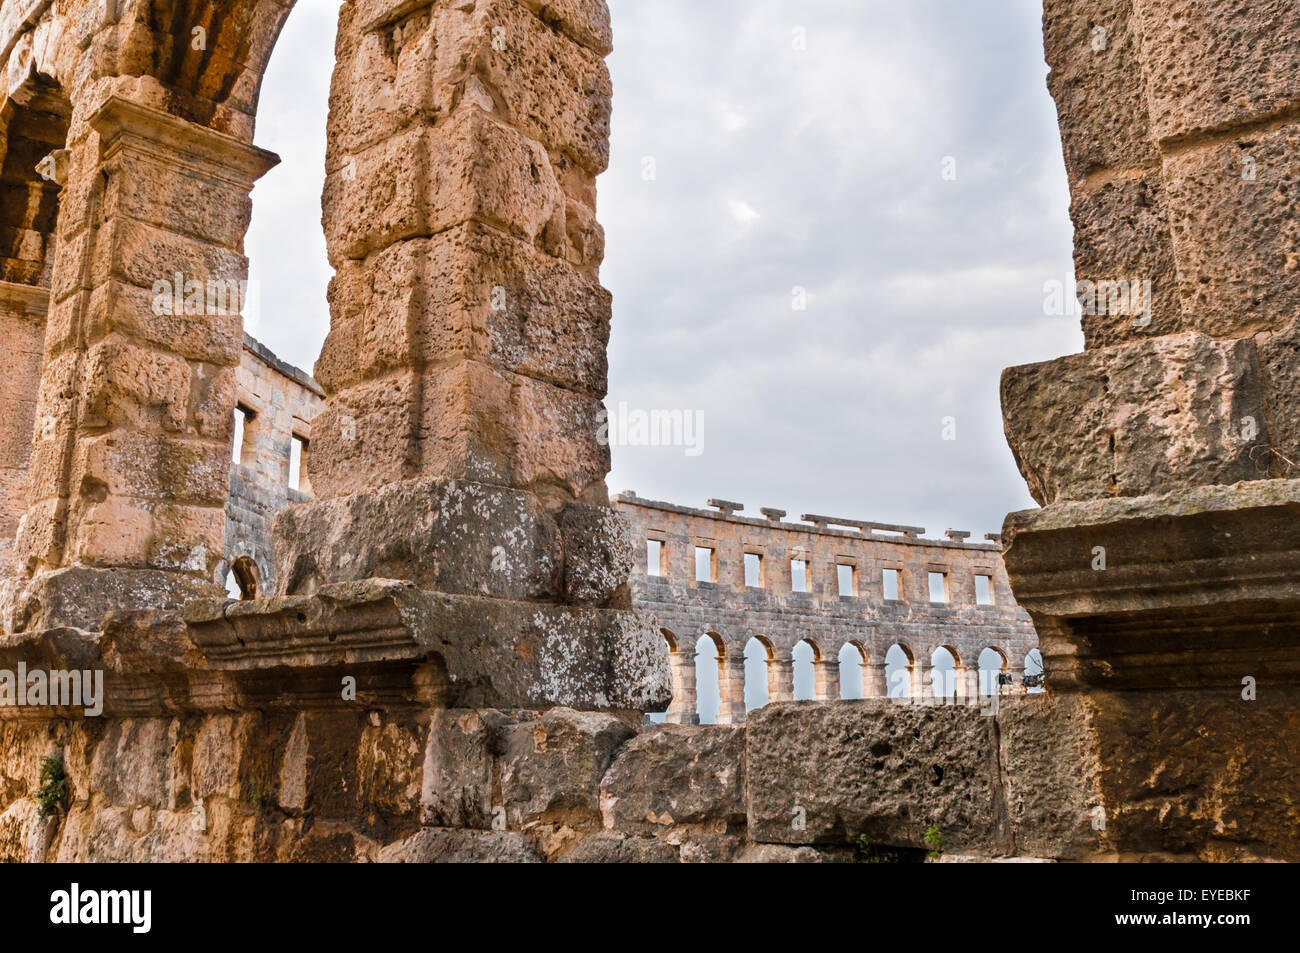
(222, 335, 323, 600)
(614, 495, 1038, 723)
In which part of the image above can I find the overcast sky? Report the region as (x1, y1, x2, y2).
(245, 0, 1082, 540)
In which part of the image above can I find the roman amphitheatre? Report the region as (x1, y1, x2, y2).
(0, 0, 1293, 863)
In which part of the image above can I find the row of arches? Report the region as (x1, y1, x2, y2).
(655, 630, 1043, 725)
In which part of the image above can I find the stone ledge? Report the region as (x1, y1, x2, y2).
(0, 579, 671, 717)
(1003, 478, 1300, 688)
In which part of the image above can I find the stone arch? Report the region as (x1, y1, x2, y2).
(929, 645, 960, 701)
(838, 640, 868, 700)
(0, 68, 71, 550)
(978, 645, 1009, 696)
(884, 640, 916, 698)
(743, 635, 773, 711)
(694, 632, 724, 724)
(792, 637, 819, 701)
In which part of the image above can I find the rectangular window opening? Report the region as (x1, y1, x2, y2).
(695, 546, 715, 584)
(837, 563, 855, 597)
(790, 558, 808, 593)
(975, 574, 993, 605)
(744, 552, 762, 588)
(232, 406, 254, 466)
(928, 571, 948, 603)
(882, 568, 901, 601)
(289, 435, 308, 492)
(646, 539, 663, 577)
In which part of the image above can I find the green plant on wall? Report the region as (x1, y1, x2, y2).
(36, 754, 68, 820)
(924, 825, 944, 859)
(852, 834, 900, 864)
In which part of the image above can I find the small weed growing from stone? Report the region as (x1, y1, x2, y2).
(37, 754, 68, 819)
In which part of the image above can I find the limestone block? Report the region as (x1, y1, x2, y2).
(1256, 315, 1300, 465)
(68, 280, 243, 366)
(79, 337, 193, 432)
(417, 360, 610, 500)
(1132, 0, 1300, 143)
(1068, 172, 1182, 347)
(357, 713, 426, 818)
(334, 0, 610, 172)
(322, 107, 565, 264)
(99, 149, 254, 249)
(1043, 0, 1158, 180)
(377, 827, 541, 863)
(996, 695, 1107, 859)
(272, 477, 564, 601)
(307, 372, 419, 499)
(560, 832, 678, 863)
(515, 0, 613, 55)
(499, 707, 634, 829)
(1162, 120, 1300, 334)
(559, 502, 632, 606)
(744, 701, 1008, 853)
(73, 431, 230, 505)
(1001, 332, 1267, 505)
(598, 724, 745, 836)
(420, 708, 503, 829)
(315, 224, 610, 398)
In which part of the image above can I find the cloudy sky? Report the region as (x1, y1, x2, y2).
(245, 0, 1082, 541)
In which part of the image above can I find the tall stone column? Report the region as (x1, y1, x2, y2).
(717, 652, 747, 724)
(767, 655, 795, 703)
(998, 1, 1300, 859)
(863, 660, 888, 698)
(666, 649, 699, 725)
(959, 665, 979, 705)
(910, 659, 929, 701)
(272, 0, 669, 713)
(6, 97, 278, 633)
(813, 657, 839, 701)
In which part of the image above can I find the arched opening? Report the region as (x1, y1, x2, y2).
(1025, 648, 1046, 694)
(885, 643, 914, 698)
(648, 627, 680, 724)
(930, 646, 958, 701)
(224, 556, 260, 601)
(979, 646, 1009, 696)
(694, 632, 724, 724)
(242, 0, 334, 367)
(839, 642, 867, 699)
(792, 638, 818, 701)
(744, 636, 772, 711)
(0, 75, 71, 546)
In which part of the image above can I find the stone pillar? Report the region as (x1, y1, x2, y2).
(960, 666, 979, 706)
(0, 281, 47, 546)
(813, 658, 839, 701)
(767, 655, 795, 703)
(863, 661, 888, 698)
(666, 649, 699, 725)
(6, 97, 278, 633)
(910, 659, 929, 701)
(997, 1, 1300, 859)
(1007, 666, 1026, 695)
(717, 651, 747, 724)
(268, 2, 669, 713)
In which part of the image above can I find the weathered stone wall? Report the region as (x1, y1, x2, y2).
(0, 692, 1134, 864)
(995, 0, 1300, 862)
(615, 495, 1037, 722)
(222, 334, 323, 599)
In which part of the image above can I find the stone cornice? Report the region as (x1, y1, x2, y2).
(89, 95, 281, 187)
